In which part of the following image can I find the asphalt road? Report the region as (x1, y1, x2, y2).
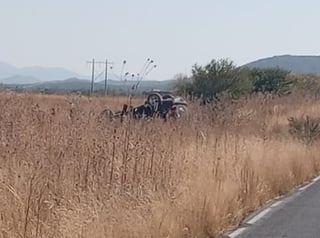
(224, 176, 320, 238)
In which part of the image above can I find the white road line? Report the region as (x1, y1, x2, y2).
(229, 227, 247, 238)
(246, 208, 271, 225)
(223, 176, 320, 237)
(271, 200, 283, 208)
(299, 182, 314, 191)
(313, 176, 320, 182)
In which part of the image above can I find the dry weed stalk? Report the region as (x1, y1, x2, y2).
(0, 92, 319, 238)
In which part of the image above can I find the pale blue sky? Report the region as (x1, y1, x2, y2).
(1, 0, 320, 80)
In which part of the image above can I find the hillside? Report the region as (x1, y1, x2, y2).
(0, 75, 41, 84)
(0, 62, 87, 83)
(0, 62, 18, 79)
(3, 55, 320, 94)
(243, 55, 320, 74)
(0, 62, 173, 93)
(1, 77, 176, 94)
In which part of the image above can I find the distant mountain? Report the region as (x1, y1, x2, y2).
(95, 79, 176, 93)
(0, 75, 40, 84)
(29, 77, 91, 91)
(243, 55, 320, 74)
(4, 77, 176, 94)
(0, 61, 87, 84)
(96, 79, 176, 88)
(18, 66, 85, 82)
(0, 62, 18, 79)
(0, 61, 175, 94)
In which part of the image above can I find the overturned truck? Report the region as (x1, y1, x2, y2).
(98, 92, 188, 122)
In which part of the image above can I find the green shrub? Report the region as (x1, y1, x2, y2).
(182, 59, 253, 99)
(250, 68, 292, 95)
(288, 116, 320, 145)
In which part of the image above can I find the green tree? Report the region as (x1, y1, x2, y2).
(173, 73, 193, 96)
(250, 68, 292, 94)
(183, 59, 252, 99)
(288, 73, 320, 96)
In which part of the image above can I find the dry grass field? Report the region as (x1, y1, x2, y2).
(1, 91, 320, 238)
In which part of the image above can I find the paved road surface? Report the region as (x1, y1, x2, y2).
(224, 176, 320, 238)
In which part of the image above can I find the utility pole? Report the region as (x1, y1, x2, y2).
(104, 59, 114, 96)
(87, 59, 113, 96)
(86, 58, 95, 96)
(104, 59, 108, 96)
(91, 58, 95, 95)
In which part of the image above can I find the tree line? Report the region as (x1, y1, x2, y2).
(175, 59, 320, 100)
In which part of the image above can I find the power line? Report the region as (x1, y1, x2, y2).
(87, 58, 156, 95)
(86, 59, 113, 96)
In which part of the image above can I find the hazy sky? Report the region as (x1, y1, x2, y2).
(1, 0, 320, 80)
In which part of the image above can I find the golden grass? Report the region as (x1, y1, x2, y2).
(0, 92, 320, 238)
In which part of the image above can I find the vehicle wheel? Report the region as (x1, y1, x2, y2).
(147, 93, 162, 111)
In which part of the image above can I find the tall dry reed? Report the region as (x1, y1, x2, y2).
(0, 92, 320, 238)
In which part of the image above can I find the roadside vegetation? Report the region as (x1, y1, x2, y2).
(175, 58, 320, 98)
(1, 59, 320, 238)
